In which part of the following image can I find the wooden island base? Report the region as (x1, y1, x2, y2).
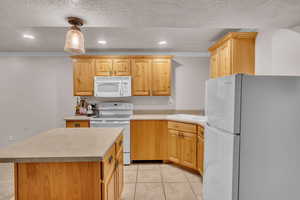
(14, 135, 124, 200)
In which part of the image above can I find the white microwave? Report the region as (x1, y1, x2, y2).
(94, 76, 131, 97)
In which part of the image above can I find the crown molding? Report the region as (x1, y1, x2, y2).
(0, 51, 210, 57)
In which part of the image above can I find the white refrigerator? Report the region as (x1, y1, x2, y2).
(204, 74, 300, 200)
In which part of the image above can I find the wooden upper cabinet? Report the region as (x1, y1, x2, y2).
(210, 50, 219, 79)
(113, 58, 131, 76)
(95, 57, 130, 76)
(95, 58, 113, 76)
(209, 32, 257, 78)
(72, 55, 172, 96)
(151, 58, 171, 96)
(218, 41, 232, 77)
(131, 59, 151, 96)
(73, 59, 95, 96)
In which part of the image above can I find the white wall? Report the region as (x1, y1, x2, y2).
(0, 56, 74, 147)
(122, 57, 209, 110)
(256, 29, 300, 75)
(0, 55, 209, 147)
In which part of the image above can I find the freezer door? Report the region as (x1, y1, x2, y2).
(203, 125, 239, 200)
(206, 74, 242, 133)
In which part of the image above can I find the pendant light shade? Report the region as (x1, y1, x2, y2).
(64, 17, 85, 54)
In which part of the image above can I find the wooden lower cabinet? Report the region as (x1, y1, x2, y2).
(131, 120, 168, 160)
(197, 135, 204, 175)
(167, 130, 197, 169)
(197, 125, 205, 175)
(181, 132, 197, 169)
(131, 120, 204, 174)
(15, 162, 102, 200)
(103, 171, 116, 200)
(66, 120, 90, 128)
(15, 136, 124, 200)
(116, 147, 124, 199)
(167, 129, 181, 163)
(103, 135, 124, 200)
(167, 121, 203, 171)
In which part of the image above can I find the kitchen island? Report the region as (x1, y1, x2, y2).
(0, 128, 124, 200)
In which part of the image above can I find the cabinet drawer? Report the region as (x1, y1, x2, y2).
(103, 144, 116, 181)
(168, 121, 197, 133)
(66, 120, 90, 128)
(116, 134, 124, 155)
(197, 125, 204, 138)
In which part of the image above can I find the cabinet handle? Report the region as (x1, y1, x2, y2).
(108, 155, 113, 164)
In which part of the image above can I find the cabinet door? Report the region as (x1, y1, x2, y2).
(210, 51, 219, 78)
(66, 120, 90, 128)
(113, 58, 131, 76)
(168, 129, 181, 164)
(197, 135, 204, 175)
(131, 59, 151, 96)
(104, 172, 116, 200)
(116, 149, 124, 199)
(73, 59, 95, 96)
(95, 59, 113, 76)
(131, 120, 168, 160)
(218, 41, 232, 77)
(151, 58, 171, 96)
(181, 132, 197, 169)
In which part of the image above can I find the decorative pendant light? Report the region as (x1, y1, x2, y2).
(64, 17, 85, 54)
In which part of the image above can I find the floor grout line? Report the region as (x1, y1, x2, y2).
(133, 164, 139, 200)
(160, 166, 167, 200)
(182, 170, 200, 200)
(186, 178, 199, 200)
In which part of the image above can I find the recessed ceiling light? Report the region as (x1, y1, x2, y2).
(23, 34, 35, 39)
(98, 40, 107, 45)
(158, 41, 167, 45)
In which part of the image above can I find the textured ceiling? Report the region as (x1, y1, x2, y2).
(0, 27, 229, 52)
(0, 0, 300, 52)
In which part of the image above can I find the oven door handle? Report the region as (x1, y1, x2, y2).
(90, 121, 130, 126)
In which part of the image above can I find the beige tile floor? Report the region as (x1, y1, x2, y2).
(122, 163, 203, 200)
(0, 163, 203, 200)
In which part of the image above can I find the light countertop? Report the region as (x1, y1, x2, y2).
(64, 114, 207, 126)
(0, 128, 123, 163)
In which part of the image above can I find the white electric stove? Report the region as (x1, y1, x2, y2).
(90, 102, 133, 165)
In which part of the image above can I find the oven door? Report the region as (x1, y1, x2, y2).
(90, 120, 131, 165)
(94, 80, 122, 97)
